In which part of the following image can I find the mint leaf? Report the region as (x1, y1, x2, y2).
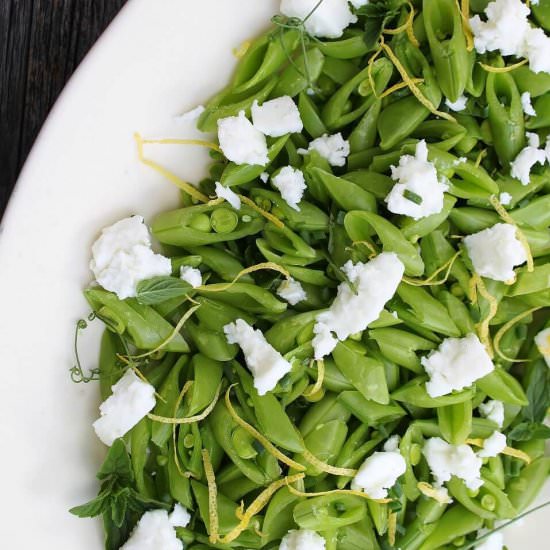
(523, 359, 550, 424)
(508, 421, 550, 441)
(136, 276, 192, 305)
(357, 0, 402, 50)
(97, 439, 134, 483)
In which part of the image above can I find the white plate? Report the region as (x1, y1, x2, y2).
(0, 0, 547, 547)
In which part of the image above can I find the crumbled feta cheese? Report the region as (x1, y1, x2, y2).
(477, 431, 507, 458)
(299, 133, 350, 167)
(121, 510, 182, 550)
(464, 223, 527, 281)
(280, 529, 326, 550)
(521, 92, 537, 116)
(525, 27, 550, 74)
(217, 111, 269, 166)
(277, 278, 307, 305)
(535, 327, 550, 367)
(475, 531, 504, 550)
(479, 400, 505, 428)
(352, 450, 406, 499)
(176, 104, 205, 123)
(510, 132, 547, 185)
(93, 369, 156, 447)
(180, 266, 202, 288)
(280, 0, 357, 39)
(445, 95, 468, 112)
(421, 333, 495, 398)
(312, 253, 404, 359)
(272, 166, 307, 211)
(224, 319, 292, 395)
(260, 172, 270, 183)
(252, 97, 303, 137)
(423, 437, 484, 491)
(385, 140, 448, 220)
(383, 435, 401, 452)
(499, 192, 512, 206)
(169, 504, 191, 528)
(214, 181, 241, 209)
(90, 216, 172, 300)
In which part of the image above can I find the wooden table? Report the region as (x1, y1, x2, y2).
(0, 0, 127, 218)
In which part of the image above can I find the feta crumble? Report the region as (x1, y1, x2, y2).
(214, 181, 241, 210)
(524, 27, 550, 74)
(280, 0, 357, 39)
(479, 400, 505, 428)
(521, 92, 537, 116)
(176, 104, 205, 123)
(423, 437, 484, 491)
(90, 215, 172, 300)
(217, 111, 269, 166)
(352, 450, 407, 499)
(277, 278, 307, 305)
(280, 529, 326, 550)
(121, 509, 182, 550)
(475, 531, 504, 550)
(385, 140, 448, 220)
(445, 95, 468, 112)
(93, 369, 156, 447)
(251, 97, 303, 137)
(260, 172, 270, 183)
(312, 253, 404, 359)
(224, 319, 292, 395)
(299, 133, 350, 167)
(180, 266, 202, 288)
(535, 327, 550, 367)
(499, 192, 512, 206)
(383, 435, 401, 452)
(464, 223, 527, 281)
(272, 166, 307, 211)
(477, 431, 507, 458)
(421, 333, 495, 398)
(169, 504, 191, 528)
(510, 132, 547, 185)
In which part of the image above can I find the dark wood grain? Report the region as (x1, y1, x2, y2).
(0, 0, 127, 218)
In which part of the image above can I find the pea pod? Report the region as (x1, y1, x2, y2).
(194, 296, 255, 332)
(263, 224, 318, 259)
(322, 57, 358, 84)
(336, 515, 380, 550)
(187, 321, 238, 362)
(130, 418, 152, 496)
(299, 91, 328, 139)
(506, 457, 550, 512)
(348, 100, 382, 154)
(184, 354, 224, 416)
(437, 400, 473, 444)
(513, 64, 550, 97)
(168, 439, 193, 509)
(338, 391, 406, 426)
(293, 494, 366, 530)
(343, 170, 394, 199)
(98, 329, 124, 400)
(299, 393, 352, 438)
(438, 291, 476, 335)
(509, 263, 550, 296)
(476, 368, 529, 406)
(486, 72, 525, 167)
(272, 47, 325, 98)
(344, 211, 425, 276)
(316, 30, 370, 59)
(532, 0, 550, 31)
(411, 120, 467, 152)
(265, 310, 320, 353)
(84, 289, 189, 353)
(262, 487, 300, 543)
(392, 376, 475, 408)
(186, 246, 252, 283)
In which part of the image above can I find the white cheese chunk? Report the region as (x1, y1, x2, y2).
(280, 0, 357, 39)
(312, 253, 404, 359)
(121, 510, 182, 550)
(272, 166, 307, 211)
(169, 504, 191, 528)
(93, 369, 156, 447)
(475, 531, 504, 550)
(217, 111, 269, 166)
(180, 266, 202, 288)
(385, 140, 448, 220)
(510, 132, 547, 185)
(499, 192, 512, 206)
(280, 529, 326, 550)
(260, 172, 270, 183)
(300, 133, 350, 167)
(478, 400, 505, 428)
(383, 435, 401, 452)
(214, 181, 241, 210)
(521, 92, 537, 116)
(423, 437, 484, 491)
(525, 27, 550, 74)
(421, 333, 495, 398)
(535, 327, 550, 367)
(477, 431, 507, 458)
(277, 278, 307, 305)
(224, 319, 292, 395)
(176, 105, 205, 123)
(252, 97, 303, 137)
(445, 95, 468, 112)
(90, 215, 172, 300)
(352, 451, 406, 499)
(464, 223, 527, 281)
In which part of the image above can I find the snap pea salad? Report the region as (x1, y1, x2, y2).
(71, 1, 550, 549)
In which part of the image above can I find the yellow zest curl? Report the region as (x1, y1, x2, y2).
(238, 194, 285, 229)
(380, 39, 456, 123)
(384, 1, 419, 48)
(457, 0, 474, 52)
(225, 387, 307, 471)
(202, 448, 219, 544)
(301, 449, 358, 477)
(489, 195, 534, 273)
(388, 511, 397, 547)
(466, 439, 531, 464)
(417, 481, 453, 504)
(286, 484, 392, 504)
(233, 40, 251, 58)
(493, 307, 542, 362)
(475, 148, 487, 168)
(472, 273, 498, 357)
(378, 78, 425, 100)
(367, 46, 383, 98)
(218, 474, 306, 544)
(140, 137, 221, 153)
(134, 133, 209, 203)
(351, 240, 378, 259)
(304, 359, 325, 397)
(479, 59, 528, 73)
(172, 381, 194, 477)
(403, 251, 461, 287)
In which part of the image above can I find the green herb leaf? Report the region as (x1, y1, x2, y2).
(357, 0, 402, 50)
(523, 359, 550, 424)
(508, 421, 550, 441)
(136, 276, 192, 305)
(97, 439, 134, 483)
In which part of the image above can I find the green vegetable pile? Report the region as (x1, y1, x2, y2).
(72, 1, 550, 548)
